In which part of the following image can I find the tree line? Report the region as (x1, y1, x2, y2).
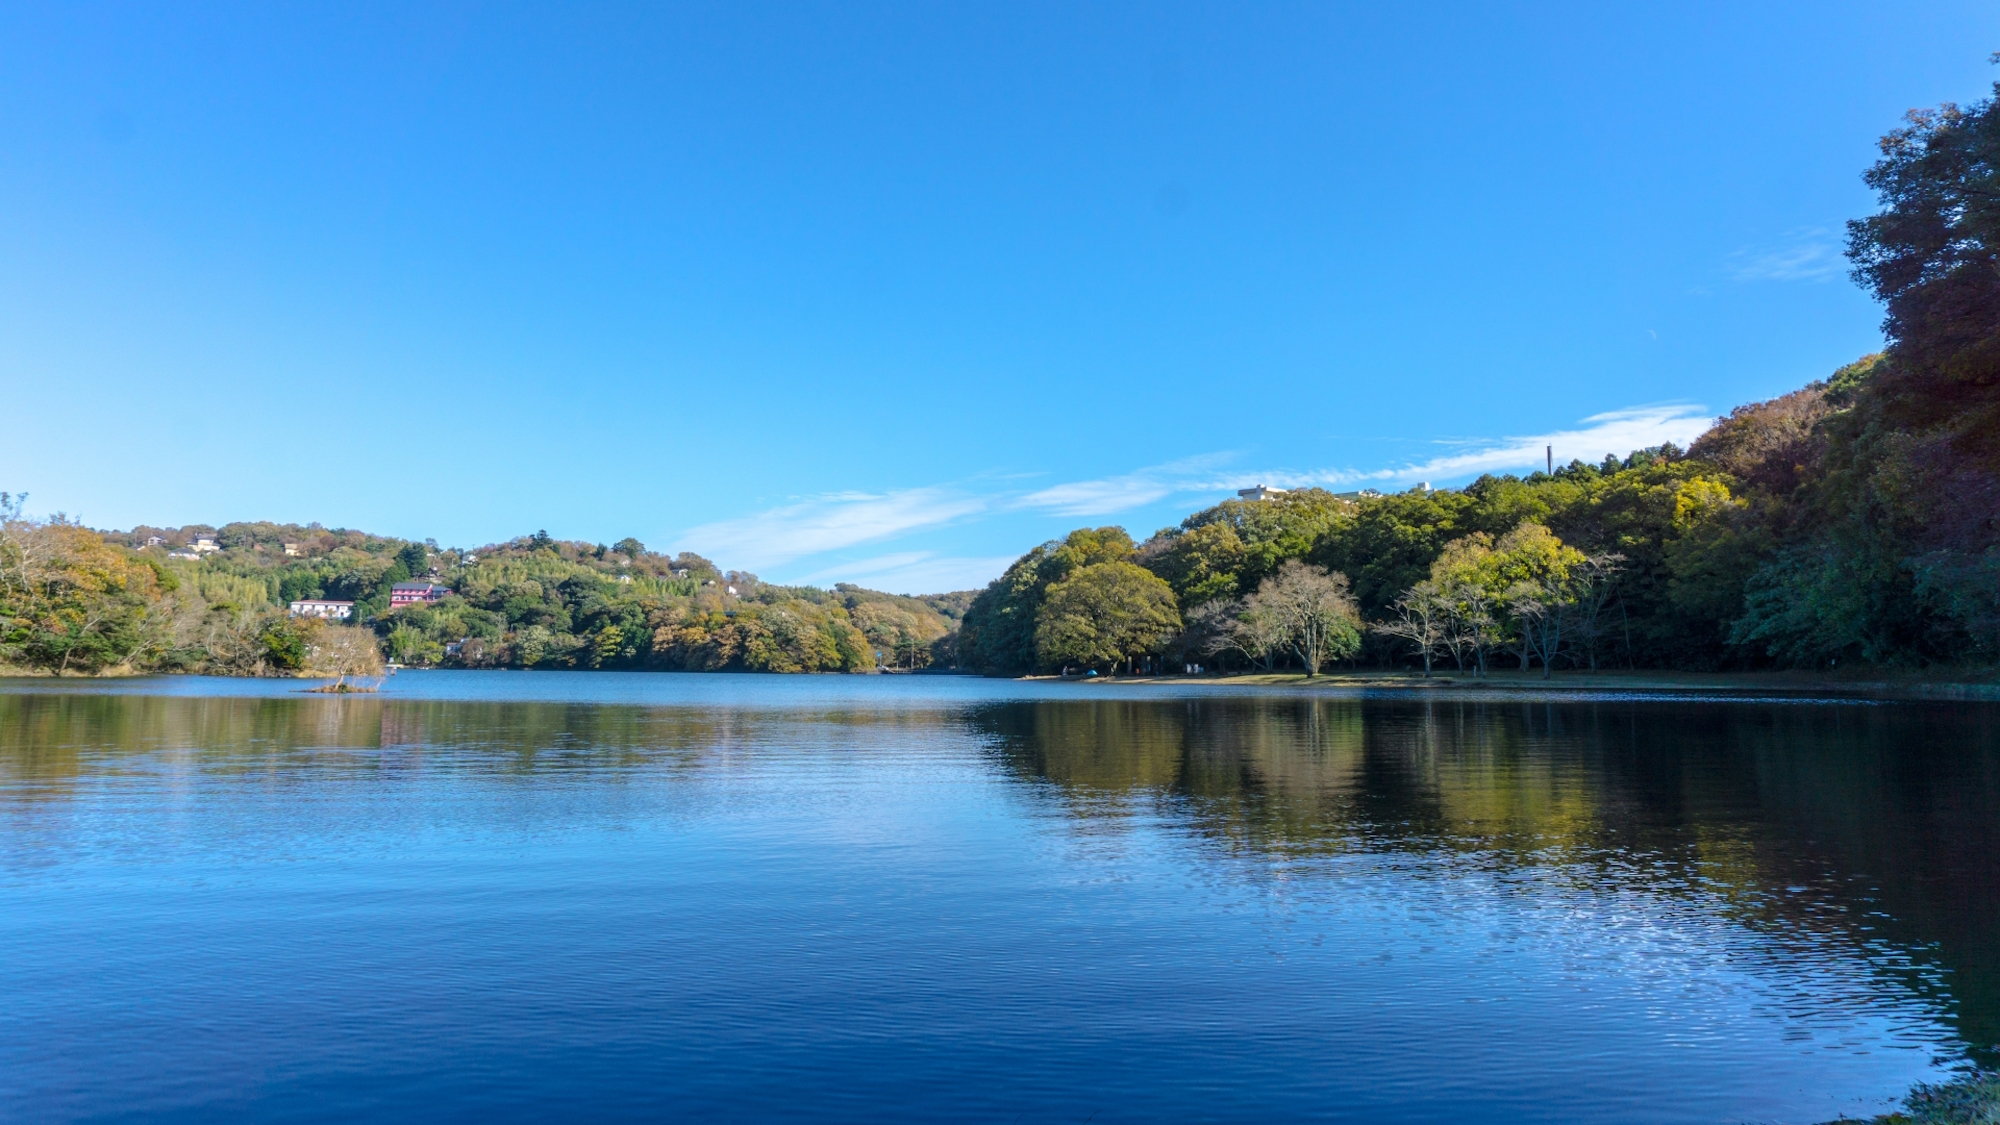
(958, 73, 2000, 677)
(0, 512, 967, 677)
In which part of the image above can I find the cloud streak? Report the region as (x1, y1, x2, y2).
(1313, 403, 1715, 486)
(1726, 230, 1843, 282)
(796, 551, 1021, 595)
(680, 487, 987, 568)
(1016, 404, 1715, 517)
(1016, 455, 1235, 517)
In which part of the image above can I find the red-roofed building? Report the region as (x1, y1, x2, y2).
(390, 582, 450, 609)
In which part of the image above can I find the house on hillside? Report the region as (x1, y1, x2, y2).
(282, 542, 301, 557)
(193, 537, 220, 554)
(1237, 485, 1287, 501)
(290, 599, 354, 620)
(390, 582, 450, 609)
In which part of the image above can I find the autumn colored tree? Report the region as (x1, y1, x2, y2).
(0, 496, 164, 674)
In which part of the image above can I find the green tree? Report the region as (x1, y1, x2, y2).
(1034, 561, 1180, 674)
(1311, 488, 1472, 615)
(1492, 523, 1589, 677)
(1139, 521, 1248, 604)
(1176, 489, 1352, 589)
(960, 527, 1136, 674)
(1768, 77, 2000, 663)
(395, 542, 429, 577)
(1428, 533, 1505, 674)
(387, 624, 442, 666)
(258, 616, 314, 670)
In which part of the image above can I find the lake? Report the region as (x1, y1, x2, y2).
(2, 672, 1995, 1123)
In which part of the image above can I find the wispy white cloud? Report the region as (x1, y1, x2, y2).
(1726, 230, 1842, 282)
(1294, 403, 1715, 486)
(797, 551, 1019, 595)
(1017, 474, 1178, 517)
(1012, 404, 1714, 517)
(1015, 455, 1234, 517)
(681, 487, 987, 568)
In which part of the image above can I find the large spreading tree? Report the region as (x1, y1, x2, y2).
(1033, 562, 1181, 674)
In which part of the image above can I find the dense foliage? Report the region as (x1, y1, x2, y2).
(950, 322, 1987, 674)
(1, 513, 965, 676)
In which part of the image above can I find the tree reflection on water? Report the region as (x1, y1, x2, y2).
(968, 695, 2000, 1063)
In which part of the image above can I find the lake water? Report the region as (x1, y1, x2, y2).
(3, 673, 1996, 1123)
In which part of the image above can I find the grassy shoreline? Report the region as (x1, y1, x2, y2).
(1043, 667, 2000, 702)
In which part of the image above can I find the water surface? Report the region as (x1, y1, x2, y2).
(3, 672, 1996, 1123)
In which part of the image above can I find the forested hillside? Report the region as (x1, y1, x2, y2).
(959, 80, 2000, 677)
(0, 515, 965, 676)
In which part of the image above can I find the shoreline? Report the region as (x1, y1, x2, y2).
(1035, 667, 2000, 702)
(6, 664, 1999, 703)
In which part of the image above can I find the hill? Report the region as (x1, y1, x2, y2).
(1, 515, 967, 675)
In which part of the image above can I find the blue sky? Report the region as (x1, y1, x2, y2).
(3, 3, 1995, 593)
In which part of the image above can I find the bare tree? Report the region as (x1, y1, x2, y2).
(1197, 595, 1290, 672)
(1505, 582, 1554, 677)
(1437, 576, 1502, 676)
(305, 624, 386, 691)
(1566, 552, 1626, 671)
(1251, 559, 1361, 676)
(1373, 582, 1451, 675)
(1502, 550, 1625, 678)
(0, 493, 51, 657)
(1177, 599, 1238, 666)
